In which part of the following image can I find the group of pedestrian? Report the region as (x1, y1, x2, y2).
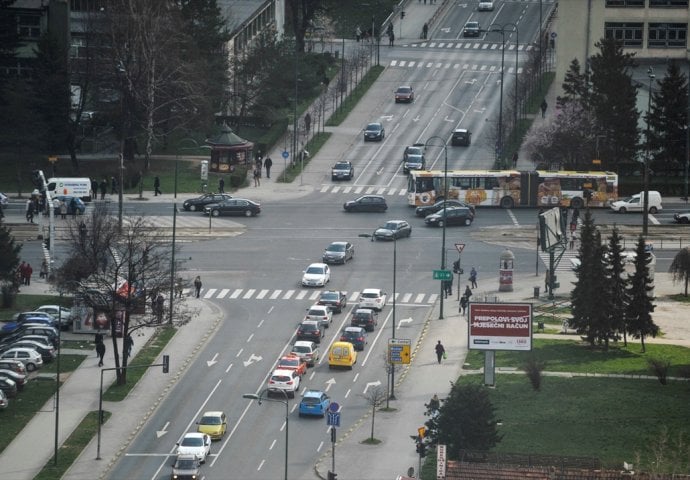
(458, 267, 478, 314)
(17, 261, 33, 286)
(252, 154, 273, 186)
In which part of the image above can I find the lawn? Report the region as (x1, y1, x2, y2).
(459, 375, 690, 470)
(463, 339, 690, 376)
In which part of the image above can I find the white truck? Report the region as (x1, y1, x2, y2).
(610, 191, 662, 214)
(46, 177, 92, 202)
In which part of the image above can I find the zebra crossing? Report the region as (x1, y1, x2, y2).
(188, 287, 438, 305)
(389, 59, 523, 74)
(320, 184, 408, 196)
(400, 40, 533, 53)
(539, 250, 579, 272)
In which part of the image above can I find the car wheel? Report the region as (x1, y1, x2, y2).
(619, 207, 627, 214)
(26, 362, 37, 372)
(681, 217, 690, 224)
(649, 206, 658, 214)
(211, 209, 220, 217)
(244, 209, 253, 217)
(570, 197, 584, 210)
(438, 220, 445, 228)
(464, 218, 472, 226)
(190, 205, 197, 212)
(500, 196, 515, 209)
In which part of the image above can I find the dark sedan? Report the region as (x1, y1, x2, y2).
(415, 199, 476, 217)
(424, 207, 474, 227)
(318, 290, 347, 313)
(183, 193, 232, 211)
(322, 241, 354, 264)
(363, 122, 385, 142)
(204, 198, 261, 217)
(394, 86, 414, 103)
(340, 327, 367, 351)
(373, 220, 411, 240)
(343, 195, 388, 213)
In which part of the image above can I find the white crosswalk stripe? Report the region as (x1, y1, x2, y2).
(388, 59, 523, 74)
(192, 288, 439, 305)
(401, 41, 533, 51)
(539, 251, 579, 272)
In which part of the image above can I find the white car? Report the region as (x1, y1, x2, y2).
(358, 288, 387, 311)
(673, 212, 690, 224)
(0, 192, 8, 206)
(478, 1, 494, 11)
(176, 432, 211, 463)
(36, 305, 72, 330)
(301, 263, 330, 287)
(267, 368, 301, 398)
(305, 304, 333, 328)
(0, 347, 43, 371)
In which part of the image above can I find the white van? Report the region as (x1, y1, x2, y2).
(46, 177, 92, 202)
(610, 191, 662, 214)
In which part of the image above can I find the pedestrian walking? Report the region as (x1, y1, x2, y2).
(156, 294, 165, 323)
(422, 23, 428, 39)
(100, 179, 107, 200)
(124, 334, 133, 358)
(444, 275, 453, 298)
(464, 285, 472, 300)
(25, 200, 34, 223)
(304, 112, 311, 133)
(111, 176, 118, 194)
(154, 176, 162, 196)
(218, 177, 225, 194)
(387, 24, 394, 46)
(253, 167, 261, 187)
(569, 233, 576, 250)
(511, 151, 518, 168)
(264, 157, 273, 179)
(355, 26, 362, 42)
(544, 269, 550, 291)
(60, 200, 67, 219)
(96, 341, 106, 367)
(91, 178, 98, 200)
(435, 340, 446, 364)
(70, 197, 77, 218)
(24, 263, 32, 285)
(460, 295, 468, 314)
(469, 267, 478, 288)
(194, 276, 202, 298)
(540, 99, 548, 118)
(176, 277, 184, 298)
(39, 259, 48, 279)
(95, 332, 104, 346)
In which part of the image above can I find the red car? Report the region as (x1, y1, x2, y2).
(277, 355, 308, 376)
(395, 85, 414, 103)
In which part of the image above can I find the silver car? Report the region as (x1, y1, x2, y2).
(322, 241, 354, 264)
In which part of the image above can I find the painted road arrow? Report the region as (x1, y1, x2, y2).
(398, 317, 413, 326)
(363, 380, 381, 394)
(207, 353, 219, 367)
(243, 354, 263, 367)
(324, 378, 336, 392)
(156, 421, 170, 438)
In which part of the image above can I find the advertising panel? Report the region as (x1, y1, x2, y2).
(468, 303, 532, 351)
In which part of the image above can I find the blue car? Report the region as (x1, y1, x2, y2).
(298, 390, 330, 418)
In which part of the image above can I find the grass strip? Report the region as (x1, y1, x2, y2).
(326, 65, 385, 126)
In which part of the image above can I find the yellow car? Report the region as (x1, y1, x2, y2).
(196, 411, 227, 440)
(328, 341, 357, 370)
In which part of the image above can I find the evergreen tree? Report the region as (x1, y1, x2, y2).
(0, 216, 21, 285)
(589, 37, 640, 171)
(557, 58, 590, 109)
(604, 227, 630, 345)
(424, 383, 501, 458)
(645, 61, 688, 172)
(625, 236, 657, 353)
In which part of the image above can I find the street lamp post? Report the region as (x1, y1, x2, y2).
(243, 390, 289, 480)
(643, 67, 654, 236)
(487, 23, 518, 163)
(425, 136, 448, 319)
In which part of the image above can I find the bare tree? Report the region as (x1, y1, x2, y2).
(669, 247, 690, 296)
(362, 386, 387, 441)
(53, 204, 194, 384)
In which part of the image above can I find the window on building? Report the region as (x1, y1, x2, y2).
(604, 22, 643, 47)
(649, 0, 688, 6)
(17, 15, 41, 38)
(605, 0, 644, 6)
(648, 23, 687, 47)
(70, 36, 88, 60)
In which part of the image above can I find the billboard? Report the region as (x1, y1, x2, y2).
(468, 303, 532, 351)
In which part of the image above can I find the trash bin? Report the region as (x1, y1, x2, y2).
(533, 286, 540, 298)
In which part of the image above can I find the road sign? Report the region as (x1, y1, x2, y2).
(455, 243, 465, 254)
(282, 150, 289, 159)
(327, 411, 341, 427)
(329, 402, 340, 413)
(388, 338, 411, 365)
(551, 32, 557, 38)
(433, 269, 452, 281)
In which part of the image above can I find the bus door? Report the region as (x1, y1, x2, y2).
(520, 171, 540, 207)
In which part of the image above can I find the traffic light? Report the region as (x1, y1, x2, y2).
(401, 10, 405, 19)
(452, 260, 460, 274)
(416, 442, 427, 457)
(162, 354, 169, 374)
(327, 471, 338, 480)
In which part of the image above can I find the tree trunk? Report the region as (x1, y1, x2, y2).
(144, 58, 156, 172)
(685, 276, 688, 297)
(640, 336, 646, 353)
(370, 405, 375, 440)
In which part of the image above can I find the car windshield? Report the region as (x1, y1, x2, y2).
(466, 22, 479, 28)
(200, 416, 221, 425)
(397, 87, 411, 93)
(383, 222, 398, 230)
(175, 459, 196, 469)
(306, 266, 324, 274)
(327, 244, 345, 252)
(407, 147, 422, 155)
(334, 162, 350, 169)
(366, 124, 381, 131)
(181, 437, 203, 447)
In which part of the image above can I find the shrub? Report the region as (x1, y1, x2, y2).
(522, 356, 547, 391)
(648, 357, 671, 385)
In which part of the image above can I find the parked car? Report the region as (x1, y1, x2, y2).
(343, 195, 387, 213)
(267, 368, 300, 398)
(277, 355, 307, 376)
(305, 304, 333, 328)
(196, 411, 227, 440)
(0, 359, 26, 375)
(415, 199, 476, 217)
(301, 263, 330, 287)
(331, 161, 354, 181)
(340, 326, 367, 351)
(183, 193, 232, 211)
(463, 21, 481, 37)
(373, 220, 412, 241)
(5, 340, 55, 363)
(53, 195, 86, 215)
(2, 327, 58, 348)
(394, 85, 414, 103)
(36, 305, 72, 330)
(673, 212, 690, 224)
(176, 432, 211, 463)
(425, 206, 474, 227)
(351, 308, 378, 332)
(402, 145, 425, 174)
(322, 241, 354, 264)
(328, 341, 357, 369)
(290, 341, 320, 367)
(0, 369, 27, 391)
(363, 122, 385, 141)
(299, 390, 330, 417)
(358, 289, 387, 311)
(451, 128, 471, 146)
(318, 290, 347, 313)
(204, 198, 261, 217)
(0, 347, 43, 371)
(296, 320, 324, 343)
(0, 377, 17, 398)
(171, 454, 201, 479)
(0, 389, 8, 409)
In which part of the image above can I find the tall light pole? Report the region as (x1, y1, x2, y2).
(293, 41, 299, 185)
(643, 67, 655, 236)
(425, 136, 448, 319)
(488, 25, 506, 161)
(243, 390, 289, 480)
